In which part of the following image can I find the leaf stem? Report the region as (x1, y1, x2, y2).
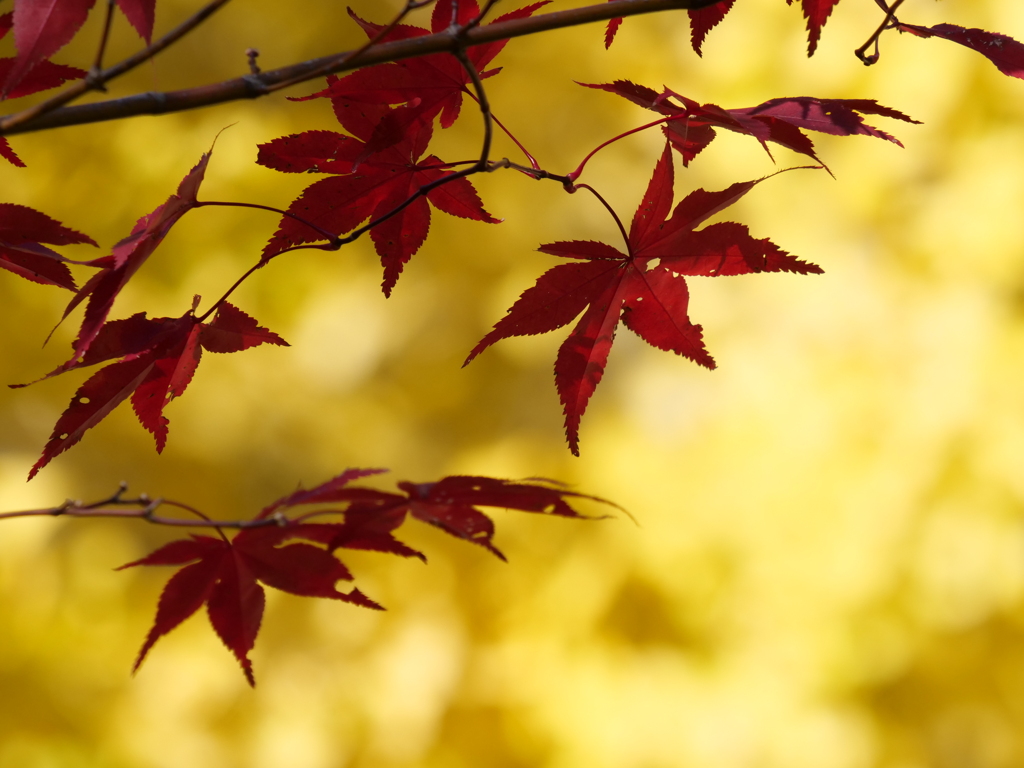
(569, 112, 693, 181)
(855, 0, 906, 65)
(89, 0, 118, 87)
(572, 183, 631, 255)
(195, 200, 341, 242)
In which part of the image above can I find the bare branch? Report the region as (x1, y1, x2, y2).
(0, 485, 285, 530)
(0, 0, 232, 132)
(0, 0, 722, 136)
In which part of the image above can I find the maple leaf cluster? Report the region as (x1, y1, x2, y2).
(0, 146, 292, 480)
(466, 144, 823, 454)
(3, 0, 1024, 688)
(256, 0, 549, 296)
(0, 0, 155, 165)
(118, 470, 609, 684)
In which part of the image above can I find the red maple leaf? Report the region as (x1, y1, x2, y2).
(115, 0, 156, 42)
(120, 469, 607, 684)
(0, 203, 97, 288)
(788, 0, 842, 56)
(118, 525, 380, 686)
(582, 80, 918, 169)
(605, 0, 735, 52)
(0, 11, 87, 166)
(2, 0, 94, 96)
(688, 0, 736, 56)
(466, 145, 822, 454)
(258, 471, 607, 561)
(896, 23, 1024, 81)
(2, 0, 155, 95)
(295, 1, 548, 154)
(24, 301, 287, 479)
(258, 106, 497, 296)
(54, 147, 212, 367)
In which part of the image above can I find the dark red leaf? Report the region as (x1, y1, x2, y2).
(121, 519, 388, 685)
(259, 112, 497, 296)
(790, 0, 842, 56)
(0, 56, 85, 100)
(896, 23, 1024, 80)
(233, 525, 383, 608)
(303, 2, 548, 146)
(0, 202, 97, 246)
(467, 145, 822, 453)
(206, 553, 264, 686)
(199, 302, 289, 353)
(58, 148, 212, 365)
(4, 0, 95, 96)
(130, 323, 203, 451)
(604, 15, 621, 48)
(403, 475, 609, 518)
(0, 12, 13, 40)
(25, 301, 285, 477)
(583, 81, 918, 168)
(128, 553, 223, 674)
(688, 0, 735, 56)
(325, 509, 425, 561)
(116, 0, 155, 42)
(0, 202, 96, 287)
(0, 138, 23, 167)
(119, 469, 610, 682)
(28, 354, 158, 479)
(257, 467, 392, 519)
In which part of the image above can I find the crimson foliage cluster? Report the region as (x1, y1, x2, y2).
(0, 0, 1020, 683)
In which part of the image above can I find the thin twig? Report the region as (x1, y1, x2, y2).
(0, 0, 232, 132)
(0, 488, 282, 531)
(569, 112, 695, 181)
(572, 183, 632, 255)
(89, 0, 118, 89)
(0, 0, 725, 136)
(195, 200, 341, 242)
(855, 0, 906, 65)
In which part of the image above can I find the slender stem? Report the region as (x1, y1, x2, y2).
(0, 0, 232, 132)
(196, 240, 338, 321)
(0, 0, 725, 136)
(855, 0, 906, 65)
(0, 496, 281, 531)
(569, 112, 694, 181)
(196, 260, 266, 322)
(573, 183, 631, 255)
(195, 200, 341, 242)
(90, 0, 118, 84)
(468, 92, 540, 170)
(266, 0, 430, 95)
(453, 47, 493, 170)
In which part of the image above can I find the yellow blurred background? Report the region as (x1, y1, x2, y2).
(3, 0, 1024, 765)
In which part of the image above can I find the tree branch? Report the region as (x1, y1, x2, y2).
(0, 0, 232, 132)
(0, 0, 722, 136)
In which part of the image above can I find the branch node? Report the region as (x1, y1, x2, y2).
(85, 67, 109, 92)
(241, 74, 271, 98)
(246, 48, 261, 74)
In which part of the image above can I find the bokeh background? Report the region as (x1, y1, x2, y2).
(3, 0, 1024, 765)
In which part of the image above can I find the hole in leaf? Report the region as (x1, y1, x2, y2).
(59, 433, 69, 440)
(79, 397, 90, 405)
